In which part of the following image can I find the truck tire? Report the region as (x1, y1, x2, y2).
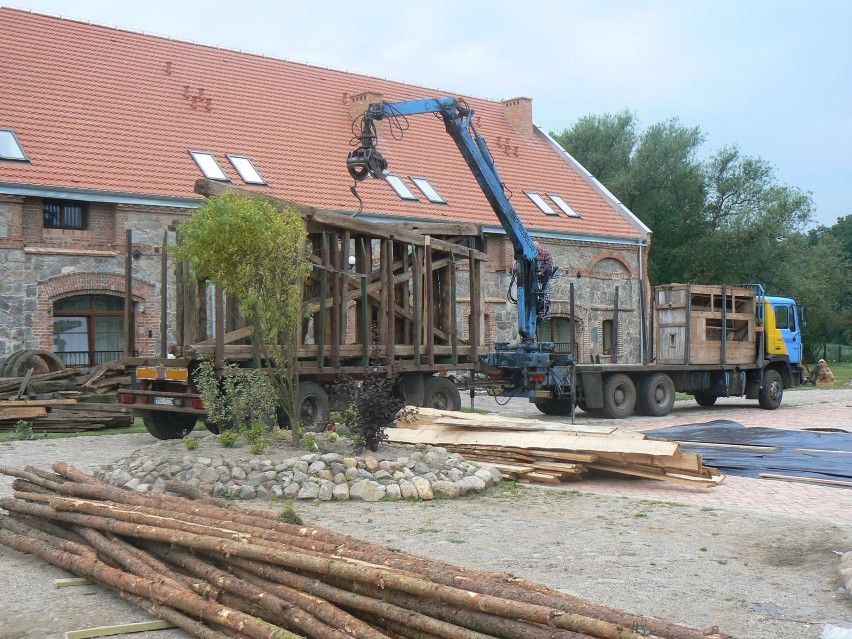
(423, 376, 462, 411)
(601, 374, 636, 419)
(635, 373, 675, 417)
(758, 369, 784, 410)
(139, 410, 197, 440)
(298, 381, 331, 432)
(533, 398, 573, 416)
(693, 392, 717, 407)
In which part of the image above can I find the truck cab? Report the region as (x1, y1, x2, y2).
(762, 295, 803, 366)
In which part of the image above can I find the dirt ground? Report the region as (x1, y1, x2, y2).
(1, 388, 850, 639)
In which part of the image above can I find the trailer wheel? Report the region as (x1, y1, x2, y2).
(423, 376, 462, 411)
(533, 399, 573, 416)
(635, 373, 675, 417)
(139, 410, 197, 440)
(758, 369, 783, 410)
(298, 382, 331, 432)
(693, 392, 717, 407)
(203, 420, 221, 435)
(601, 374, 636, 419)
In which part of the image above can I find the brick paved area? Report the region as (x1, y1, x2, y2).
(467, 388, 852, 523)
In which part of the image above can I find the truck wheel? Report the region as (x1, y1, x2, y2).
(693, 392, 717, 407)
(758, 369, 784, 410)
(636, 373, 675, 417)
(423, 376, 461, 411)
(139, 410, 197, 440)
(533, 399, 573, 416)
(601, 374, 636, 419)
(298, 382, 331, 432)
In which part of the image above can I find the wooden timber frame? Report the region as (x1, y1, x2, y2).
(176, 180, 487, 378)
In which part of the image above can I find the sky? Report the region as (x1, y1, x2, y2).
(7, 0, 850, 227)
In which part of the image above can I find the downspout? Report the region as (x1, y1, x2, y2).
(638, 242, 645, 364)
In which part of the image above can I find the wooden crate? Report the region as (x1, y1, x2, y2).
(655, 284, 757, 365)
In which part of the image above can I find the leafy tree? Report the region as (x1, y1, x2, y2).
(173, 192, 311, 438)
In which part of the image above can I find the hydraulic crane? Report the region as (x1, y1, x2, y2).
(347, 97, 568, 379)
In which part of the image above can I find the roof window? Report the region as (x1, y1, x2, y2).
(0, 129, 28, 161)
(386, 174, 418, 201)
(227, 154, 267, 185)
(411, 177, 446, 204)
(189, 151, 229, 181)
(525, 192, 557, 215)
(548, 194, 580, 217)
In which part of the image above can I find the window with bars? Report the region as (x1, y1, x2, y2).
(44, 200, 88, 230)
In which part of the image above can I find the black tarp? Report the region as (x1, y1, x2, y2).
(644, 421, 852, 485)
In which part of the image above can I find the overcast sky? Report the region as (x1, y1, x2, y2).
(8, 0, 850, 227)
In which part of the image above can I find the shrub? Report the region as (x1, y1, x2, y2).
(249, 438, 268, 455)
(334, 369, 417, 452)
(324, 430, 339, 443)
(219, 430, 237, 448)
(193, 360, 277, 432)
(183, 436, 199, 450)
(303, 434, 318, 452)
(14, 420, 34, 441)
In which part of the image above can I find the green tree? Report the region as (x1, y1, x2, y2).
(173, 192, 311, 437)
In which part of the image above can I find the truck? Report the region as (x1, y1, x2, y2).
(346, 97, 806, 420)
(120, 181, 488, 439)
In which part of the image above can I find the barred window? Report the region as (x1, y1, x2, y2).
(44, 200, 88, 230)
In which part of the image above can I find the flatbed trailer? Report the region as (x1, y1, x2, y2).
(121, 181, 487, 439)
(502, 283, 806, 419)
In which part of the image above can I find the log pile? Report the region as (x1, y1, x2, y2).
(0, 361, 132, 432)
(0, 463, 731, 639)
(390, 408, 724, 488)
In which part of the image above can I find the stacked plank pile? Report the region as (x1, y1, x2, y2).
(0, 361, 132, 432)
(0, 463, 730, 639)
(390, 408, 723, 488)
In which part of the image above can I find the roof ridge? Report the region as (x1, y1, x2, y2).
(0, 5, 507, 107)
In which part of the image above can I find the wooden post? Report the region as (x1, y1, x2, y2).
(123, 230, 133, 358)
(385, 238, 395, 367)
(612, 286, 620, 364)
(425, 239, 434, 365)
(685, 283, 692, 364)
(468, 248, 480, 361)
(160, 231, 168, 358)
(213, 285, 225, 368)
(569, 282, 576, 361)
(412, 245, 422, 365)
(318, 233, 328, 368)
(449, 251, 458, 364)
(650, 286, 656, 363)
(721, 285, 727, 364)
(358, 238, 369, 366)
(330, 232, 341, 368)
(341, 230, 350, 345)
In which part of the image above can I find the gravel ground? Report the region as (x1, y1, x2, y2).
(1, 389, 851, 639)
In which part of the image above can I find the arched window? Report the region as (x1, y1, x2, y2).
(537, 316, 575, 355)
(53, 295, 124, 366)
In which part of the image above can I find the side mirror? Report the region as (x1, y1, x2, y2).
(800, 306, 807, 328)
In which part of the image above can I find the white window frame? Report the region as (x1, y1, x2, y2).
(386, 174, 418, 201)
(189, 150, 229, 181)
(525, 191, 557, 215)
(548, 194, 580, 218)
(227, 154, 267, 186)
(411, 176, 446, 204)
(0, 129, 28, 161)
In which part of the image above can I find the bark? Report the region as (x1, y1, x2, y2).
(0, 527, 302, 639)
(144, 542, 362, 639)
(119, 591, 238, 639)
(163, 480, 303, 524)
(24, 465, 66, 483)
(0, 514, 98, 560)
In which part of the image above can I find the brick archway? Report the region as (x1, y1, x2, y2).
(585, 251, 636, 278)
(34, 272, 159, 356)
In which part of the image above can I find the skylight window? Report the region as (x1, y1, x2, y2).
(189, 151, 228, 181)
(411, 177, 446, 204)
(227, 154, 267, 186)
(525, 192, 557, 215)
(548, 194, 580, 218)
(386, 175, 418, 201)
(0, 129, 28, 161)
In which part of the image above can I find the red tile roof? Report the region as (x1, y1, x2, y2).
(0, 8, 645, 240)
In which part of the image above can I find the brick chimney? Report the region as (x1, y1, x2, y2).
(349, 91, 384, 121)
(502, 96, 534, 139)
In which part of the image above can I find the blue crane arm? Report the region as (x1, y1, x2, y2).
(349, 97, 542, 341)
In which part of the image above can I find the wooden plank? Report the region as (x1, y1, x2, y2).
(759, 473, 852, 487)
(412, 245, 422, 365)
(0, 406, 46, 420)
(331, 232, 342, 367)
(408, 407, 616, 434)
(194, 326, 252, 346)
(0, 399, 78, 407)
(588, 462, 724, 488)
(469, 247, 480, 359)
(54, 577, 93, 588)
(385, 238, 395, 365)
(65, 619, 177, 639)
(13, 367, 34, 400)
(425, 240, 434, 365)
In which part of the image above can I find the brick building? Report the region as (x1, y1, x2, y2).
(0, 8, 651, 367)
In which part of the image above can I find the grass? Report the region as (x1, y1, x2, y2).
(825, 361, 852, 387)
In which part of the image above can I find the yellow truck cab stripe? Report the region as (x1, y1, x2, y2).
(763, 299, 788, 357)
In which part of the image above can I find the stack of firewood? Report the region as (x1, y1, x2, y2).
(0, 463, 729, 639)
(390, 408, 723, 488)
(0, 361, 131, 432)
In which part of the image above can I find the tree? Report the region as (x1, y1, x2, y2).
(173, 192, 311, 437)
